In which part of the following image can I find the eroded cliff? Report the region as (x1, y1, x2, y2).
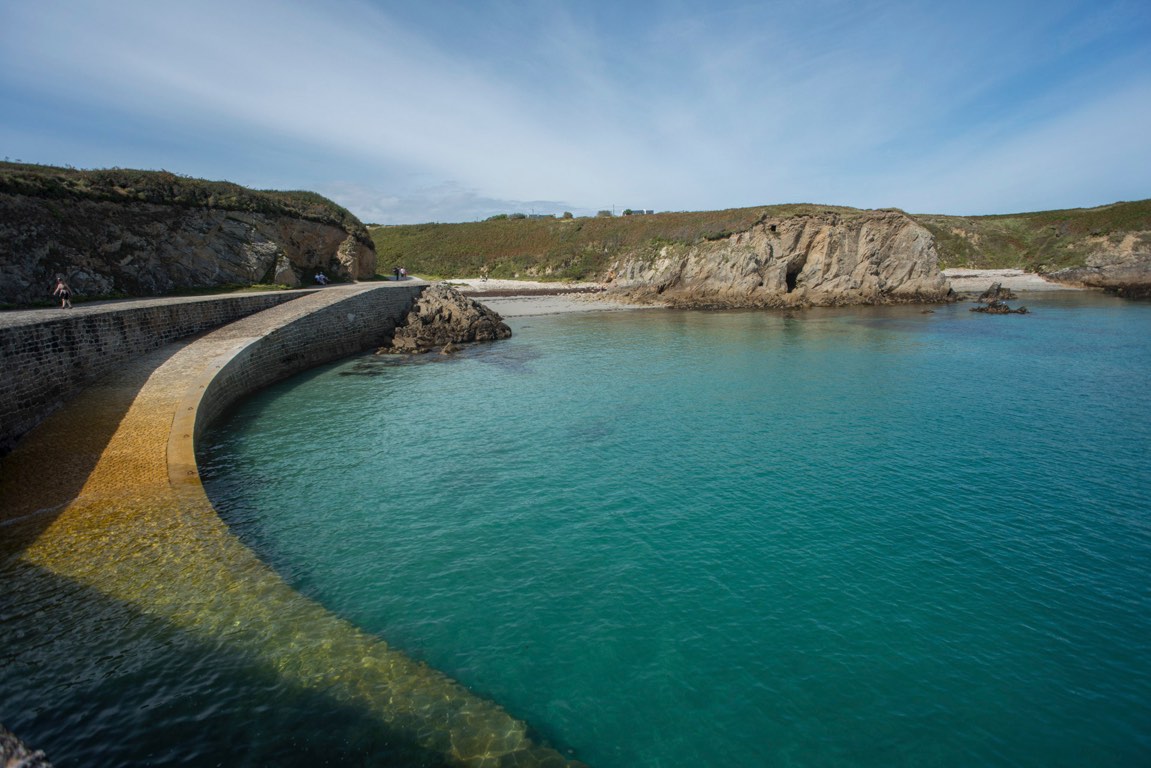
(604, 208, 952, 308)
(0, 164, 376, 306)
(1046, 232, 1151, 298)
(917, 200, 1151, 297)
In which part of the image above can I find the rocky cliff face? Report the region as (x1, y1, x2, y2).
(379, 283, 512, 353)
(1046, 232, 1151, 298)
(603, 209, 951, 308)
(0, 193, 376, 305)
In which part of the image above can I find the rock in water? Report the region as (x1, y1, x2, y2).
(977, 281, 1018, 302)
(971, 299, 1028, 314)
(379, 283, 512, 354)
(0, 723, 54, 768)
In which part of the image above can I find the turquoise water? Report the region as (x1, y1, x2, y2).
(203, 294, 1145, 765)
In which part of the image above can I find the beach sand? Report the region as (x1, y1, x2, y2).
(942, 268, 1079, 292)
(443, 278, 657, 317)
(437, 270, 1080, 317)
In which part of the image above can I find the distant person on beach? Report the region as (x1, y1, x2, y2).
(52, 276, 72, 308)
(314, 270, 329, 285)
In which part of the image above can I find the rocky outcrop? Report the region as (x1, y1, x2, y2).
(977, 282, 1018, 302)
(0, 193, 376, 305)
(1046, 232, 1151, 298)
(603, 209, 951, 308)
(0, 723, 53, 768)
(971, 300, 1028, 314)
(378, 283, 511, 354)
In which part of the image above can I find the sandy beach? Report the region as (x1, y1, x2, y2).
(941, 268, 1079, 292)
(438, 270, 1079, 317)
(443, 278, 657, 316)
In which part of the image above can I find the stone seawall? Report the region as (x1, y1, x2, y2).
(1, 277, 581, 767)
(0, 292, 316, 456)
(187, 283, 423, 448)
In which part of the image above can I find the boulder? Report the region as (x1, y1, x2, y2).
(971, 299, 1028, 314)
(0, 723, 53, 768)
(379, 283, 511, 354)
(977, 281, 1017, 302)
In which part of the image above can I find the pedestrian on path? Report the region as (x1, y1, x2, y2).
(53, 276, 73, 308)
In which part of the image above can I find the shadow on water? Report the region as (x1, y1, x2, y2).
(1, 336, 584, 767)
(0, 562, 452, 767)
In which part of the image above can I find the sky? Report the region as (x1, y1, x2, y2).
(2, 0, 1149, 224)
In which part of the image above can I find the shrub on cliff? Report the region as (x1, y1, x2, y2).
(0, 161, 372, 247)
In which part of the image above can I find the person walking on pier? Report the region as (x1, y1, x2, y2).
(53, 276, 73, 308)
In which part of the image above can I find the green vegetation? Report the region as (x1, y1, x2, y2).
(0, 161, 371, 246)
(372, 198, 1150, 279)
(914, 200, 1151, 271)
(371, 204, 861, 279)
(9, 160, 1144, 280)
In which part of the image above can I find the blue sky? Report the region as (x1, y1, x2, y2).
(2, 0, 1149, 223)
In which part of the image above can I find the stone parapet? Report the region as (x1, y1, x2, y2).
(0, 291, 312, 455)
(170, 283, 424, 483)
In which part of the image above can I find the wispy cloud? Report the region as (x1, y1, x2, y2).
(1, 0, 1148, 222)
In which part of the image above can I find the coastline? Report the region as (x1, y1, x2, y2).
(447, 278, 660, 317)
(448, 270, 1082, 317)
(941, 268, 1080, 293)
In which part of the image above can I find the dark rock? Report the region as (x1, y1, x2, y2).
(378, 283, 511, 354)
(0, 193, 376, 304)
(971, 299, 1028, 314)
(977, 281, 1017, 302)
(0, 723, 54, 768)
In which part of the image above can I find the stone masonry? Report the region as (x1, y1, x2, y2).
(0, 292, 318, 455)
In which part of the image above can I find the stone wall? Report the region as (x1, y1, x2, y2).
(0, 292, 311, 455)
(187, 284, 424, 441)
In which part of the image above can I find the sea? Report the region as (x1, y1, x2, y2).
(4, 291, 1150, 766)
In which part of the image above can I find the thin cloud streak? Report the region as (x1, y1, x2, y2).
(1, 0, 1148, 222)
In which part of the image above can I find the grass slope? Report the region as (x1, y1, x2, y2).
(914, 200, 1151, 271)
(371, 204, 866, 280)
(374, 199, 1151, 279)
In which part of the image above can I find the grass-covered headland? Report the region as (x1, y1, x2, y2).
(372, 200, 1151, 280)
(917, 200, 1151, 272)
(0, 161, 371, 246)
(371, 204, 867, 280)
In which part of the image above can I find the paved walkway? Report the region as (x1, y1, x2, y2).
(0, 281, 416, 329)
(0, 285, 579, 767)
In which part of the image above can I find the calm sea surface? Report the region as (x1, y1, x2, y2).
(4, 293, 1149, 766)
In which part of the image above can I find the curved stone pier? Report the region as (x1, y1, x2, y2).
(0, 283, 583, 767)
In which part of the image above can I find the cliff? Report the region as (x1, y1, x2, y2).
(1043, 233, 1151, 298)
(373, 199, 1151, 303)
(0, 163, 376, 306)
(604, 208, 951, 308)
(916, 200, 1151, 297)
